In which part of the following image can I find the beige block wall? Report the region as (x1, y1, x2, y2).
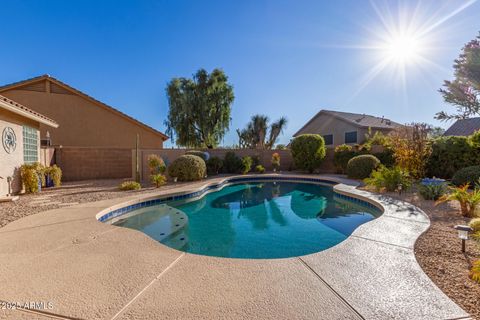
(56, 147, 132, 181)
(2, 88, 165, 149)
(0, 109, 40, 195)
(295, 113, 389, 147)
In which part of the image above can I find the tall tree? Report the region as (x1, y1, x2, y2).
(165, 68, 234, 148)
(237, 114, 287, 149)
(436, 33, 480, 121)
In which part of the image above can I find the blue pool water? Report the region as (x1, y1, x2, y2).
(113, 181, 381, 259)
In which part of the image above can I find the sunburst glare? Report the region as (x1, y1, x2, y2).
(349, 0, 477, 103)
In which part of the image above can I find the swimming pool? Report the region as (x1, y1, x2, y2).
(112, 181, 381, 259)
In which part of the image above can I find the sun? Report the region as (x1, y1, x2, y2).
(384, 34, 421, 65)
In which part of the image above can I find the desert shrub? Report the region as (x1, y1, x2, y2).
(390, 123, 432, 179)
(365, 166, 412, 192)
(20, 163, 42, 193)
(373, 149, 395, 167)
(223, 151, 242, 173)
(334, 144, 357, 173)
(240, 156, 253, 174)
(271, 152, 281, 170)
(255, 165, 265, 173)
(471, 260, 480, 284)
(346, 155, 380, 179)
(185, 150, 210, 161)
(290, 134, 326, 173)
(147, 154, 166, 175)
(427, 136, 479, 179)
(418, 178, 447, 200)
(151, 174, 167, 188)
(206, 156, 223, 175)
(470, 218, 480, 232)
(470, 130, 480, 147)
(251, 155, 261, 167)
(452, 166, 480, 187)
(45, 165, 62, 187)
(119, 181, 141, 191)
(167, 155, 206, 181)
(437, 185, 480, 218)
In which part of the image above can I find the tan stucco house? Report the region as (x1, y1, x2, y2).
(0, 95, 58, 196)
(293, 110, 403, 147)
(0, 75, 168, 149)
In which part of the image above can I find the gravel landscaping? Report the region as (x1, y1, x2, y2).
(0, 179, 186, 228)
(375, 190, 480, 319)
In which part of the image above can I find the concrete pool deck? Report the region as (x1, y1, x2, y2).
(0, 174, 470, 320)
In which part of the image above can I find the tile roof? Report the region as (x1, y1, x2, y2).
(0, 74, 168, 140)
(294, 109, 403, 136)
(0, 94, 58, 127)
(443, 117, 480, 136)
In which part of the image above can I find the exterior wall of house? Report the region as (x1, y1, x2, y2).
(1, 85, 165, 149)
(294, 113, 391, 147)
(0, 109, 40, 195)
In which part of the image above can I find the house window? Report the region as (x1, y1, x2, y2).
(345, 131, 357, 144)
(23, 126, 38, 163)
(323, 134, 333, 146)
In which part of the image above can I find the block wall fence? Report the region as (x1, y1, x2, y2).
(52, 147, 336, 182)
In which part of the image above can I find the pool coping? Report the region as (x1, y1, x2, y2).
(0, 173, 471, 320)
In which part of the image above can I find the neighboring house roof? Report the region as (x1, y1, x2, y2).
(0, 94, 58, 128)
(443, 117, 480, 136)
(294, 109, 403, 136)
(0, 75, 168, 140)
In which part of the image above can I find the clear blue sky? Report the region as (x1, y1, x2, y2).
(1, 0, 479, 146)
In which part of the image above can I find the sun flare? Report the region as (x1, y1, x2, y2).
(384, 34, 421, 65)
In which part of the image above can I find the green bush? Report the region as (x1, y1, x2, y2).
(290, 134, 326, 173)
(223, 151, 242, 173)
(334, 144, 357, 173)
(346, 155, 381, 179)
(206, 156, 223, 175)
(241, 156, 253, 174)
(374, 149, 395, 167)
(365, 166, 412, 192)
(167, 155, 206, 181)
(185, 150, 209, 161)
(426, 136, 480, 179)
(452, 166, 480, 186)
(150, 174, 167, 188)
(147, 154, 166, 175)
(251, 155, 261, 167)
(45, 165, 62, 187)
(255, 165, 265, 173)
(418, 178, 447, 200)
(470, 218, 480, 232)
(119, 181, 141, 191)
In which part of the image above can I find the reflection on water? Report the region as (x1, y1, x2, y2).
(116, 182, 381, 259)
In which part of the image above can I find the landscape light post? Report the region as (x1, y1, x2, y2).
(454, 225, 473, 253)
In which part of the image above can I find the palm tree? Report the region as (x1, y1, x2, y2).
(237, 114, 287, 149)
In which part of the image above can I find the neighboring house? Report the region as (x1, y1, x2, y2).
(0, 75, 168, 149)
(443, 117, 480, 136)
(0, 94, 58, 196)
(293, 110, 403, 147)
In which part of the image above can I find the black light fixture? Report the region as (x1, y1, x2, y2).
(454, 225, 473, 253)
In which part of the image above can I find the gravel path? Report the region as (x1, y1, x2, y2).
(378, 190, 480, 319)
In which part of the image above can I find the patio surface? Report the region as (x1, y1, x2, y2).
(0, 174, 471, 320)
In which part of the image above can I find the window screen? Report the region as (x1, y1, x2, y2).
(323, 134, 333, 145)
(344, 131, 358, 144)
